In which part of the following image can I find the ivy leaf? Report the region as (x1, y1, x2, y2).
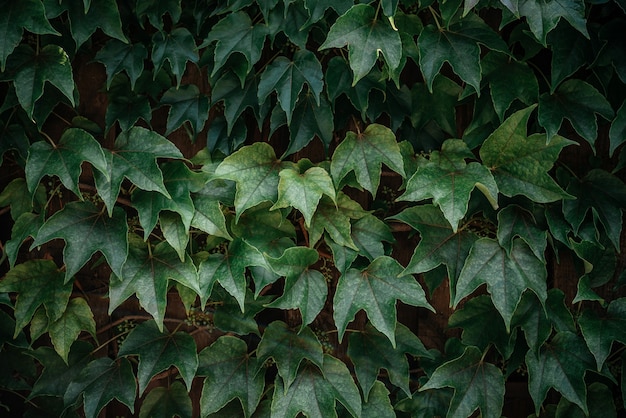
(215, 142, 286, 221)
(398, 139, 499, 232)
(104, 76, 152, 132)
(350, 214, 394, 261)
(395, 387, 453, 417)
(555, 382, 616, 418)
(480, 105, 574, 202)
(256, 321, 324, 391)
(610, 101, 626, 156)
(511, 291, 551, 355)
(94, 40, 147, 89)
(139, 381, 192, 418)
(63, 357, 137, 418)
(118, 320, 198, 394)
(302, 0, 352, 27)
(198, 336, 264, 418)
(211, 285, 270, 336)
(258, 50, 323, 125)
(160, 84, 209, 138)
(390, 205, 478, 297)
(418, 15, 509, 93)
(578, 298, 626, 371)
(420, 346, 505, 418)
(362, 381, 395, 418)
(152, 28, 198, 87)
(230, 201, 296, 250)
(31, 201, 128, 282)
(411, 76, 461, 136)
(538, 79, 614, 146)
(0, 178, 45, 221)
(526, 331, 595, 415)
(320, 4, 401, 85)
(0, 0, 58, 72)
(25, 128, 108, 198)
(93, 126, 183, 215)
(547, 23, 591, 91)
(30, 342, 92, 398)
(347, 323, 431, 400)
(109, 236, 199, 330)
(61, 0, 127, 49)
(135, 0, 181, 30)
(334, 256, 433, 346)
(497, 204, 547, 261)
(271, 166, 335, 227)
(211, 71, 265, 135)
(47, 297, 96, 364)
(270, 354, 362, 418)
(7, 44, 75, 119)
(330, 124, 405, 196)
(0, 260, 72, 338)
(308, 192, 368, 251)
(5, 212, 44, 268)
(191, 195, 232, 240)
(201, 11, 268, 77)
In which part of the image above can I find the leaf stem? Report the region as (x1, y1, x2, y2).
(428, 6, 443, 31)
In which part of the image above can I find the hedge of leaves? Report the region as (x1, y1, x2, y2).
(1, 0, 626, 417)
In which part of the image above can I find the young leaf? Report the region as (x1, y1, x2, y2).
(256, 321, 324, 391)
(198, 336, 265, 418)
(454, 238, 547, 331)
(0, 259, 72, 338)
(320, 4, 401, 85)
(47, 297, 96, 364)
(270, 354, 362, 418)
(25, 128, 108, 197)
(118, 320, 198, 394)
(333, 256, 434, 346)
(578, 298, 626, 371)
(139, 381, 193, 418)
(526, 331, 595, 415)
(152, 28, 198, 87)
(63, 357, 137, 418)
(109, 236, 199, 330)
(330, 124, 405, 196)
(398, 139, 498, 232)
(420, 346, 505, 418)
(61, 0, 127, 49)
(94, 40, 148, 89)
(538, 79, 614, 146)
(480, 105, 574, 202)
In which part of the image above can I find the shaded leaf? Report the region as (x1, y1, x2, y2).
(497, 204, 547, 261)
(555, 382, 616, 418)
(578, 298, 626, 371)
(135, 0, 181, 30)
(394, 387, 453, 418)
(47, 298, 96, 364)
(411, 76, 461, 136)
(30, 341, 92, 398)
(302, 0, 352, 27)
(5, 212, 43, 267)
(610, 101, 626, 156)
(548, 23, 591, 91)
(61, 0, 127, 49)
(191, 195, 232, 240)
(0, 178, 45, 221)
(230, 201, 296, 250)
(280, 91, 334, 156)
(104, 77, 152, 132)
(350, 214, 394, 261)
(94, 40, 148, 89)
(160, 84, 209, 138)
(152, 28, 198, 87)
(511, 291, 551, 355)
(139, 381, 192, 418)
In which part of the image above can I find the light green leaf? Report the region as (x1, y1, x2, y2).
(308, 192, 367, 250)
(334, 256, 433, 346)
(420, 346, 505, 418)
(198, 336, 264, 418)
(48, 297, 96, 364)
(160, 84, 209, 138)
(0, 260, 71, 338)
(538, 79, 614, 146)
(320, 4, 401, 85)
(480, 105, 574, 202)
(25, 128, 108, 198)
(152, 28, 198, 87)
(31, 201, 128, 282)
(454, 238, 547, 331)
(578, 298, 626, 371)
(398, 139, 498, 231)
(118, 320, 198, 394)
(94, 40, 148, 89)
(331, 124, 405, 196)
(139, 381, 192, 418)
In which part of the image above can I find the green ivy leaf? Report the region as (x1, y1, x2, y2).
(30, 342, 92, 398)
(555, 382, 616, 418)
(480, 105, 574, 202)
(347, 323, 431, 400)
(152, 28, 198, 87)
(526, 331, 595, 415)
(0, 260, 72, 338)
(5, 212, 43, 268)
(25, 128, 108, 197)
(139, 381, 192, 418)
(418, 14, 509, 93)
(135, 0, 181, 30)
(398, 139, 498, 231)
(31, 201, 128, 282)
(320, 4, 401, 85)
(94, 40, 147, 90)
(547, 23, 591, 91)
(7, 44, 75, 119)
(454, 238, 547, 331)
(118, 320, 198, 394)
(211, 285, 270, 336)
(215, 142, 286, 221)
(256, 321, 324, 391)
(578, 298, 626, 371)
(61, 0, 127, 49)
(0, 178, 45, 221)
(93, 126, 183, 215)
(109, 236, 199, 330)
(104, 76, 152, 132)
(350, 214, 394, 261)
(47, 297, 96, 364)
(308, 192, 367, 251)
(302, 0, 352, 27)
(271, 166, 335, 227)
(230, 201, 296, 250)
(330, 124, 405, 196)
(198, 336, 265, 418)
(191, 195, 232, 240)
(538, 79, 614, 146)
(160, 84, 209, 138)
(511, 291, 551, 355)
(420, 346, 505, 418)
(63, 357, 137, 418)
(258, 50, 323, 125)
(201, 11, 268, 77)
(411, 76, 461, 136)
(362, 380, 395, 418)
(597, 19, 626, 84)
(270, 354, 362, 418)
(0, 0, 58, 71)
(334, 256, 433, 346)
(610, 101, 626, 156)
(394, 387, 453, 418)
(497, 204, 547, 261)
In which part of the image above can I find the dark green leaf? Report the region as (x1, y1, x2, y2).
(420, 346, 505, 418)
(411, 76, 461, 136)
(105, 78, 152, 132)
(547, 23, 591, 91)
(280, 91, 334, 156)
(555, 382, 616, 418)
(211, 285, 269, 336)
(160, 84, 209, 138)
(94, 40, 148, 89)
(139, 381, 192, 418)
(394, 387, 453, 418)
(118, 320, 198, 394)
(30, 341, 92, 398)
(361, 381, 394, 418)
(191, 195, 232, 240)
(230, 201, 296, 250)
(62, 0, 126, 49)
(135, 0, 181, 30)
(579, 298, 626, 371)
(511, 291, 551, 355)
(31, 201, 128, 282)
(597, 19, 626, 84)
(152, 28, 198, 87)
(610, 101, 626, 156)
(0, 178, 45, 221)
(309, 193, 366, 250)
(302, 0, 352, 27)
(5, 212, 43, 267)
(350, 214, 394, 261)
(497, 204, 547, 261)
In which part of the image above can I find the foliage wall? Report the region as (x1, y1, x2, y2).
(1, 0, 626, 417)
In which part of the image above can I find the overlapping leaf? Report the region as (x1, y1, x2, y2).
(135, 0, 181, 30)
(497, 204, 547, 261)
(411, 76, 461, 135)
(152, 28, 198, 87)
(350, 214, 394, 261)
(578, 298, 626, 371)
(0, 178, 45, 220)
(57, 0, 127, 49)
(160, 85, 209, 138)
(308, 192, 367, 250)
(46, 297, 96, 364)
(139, 381, 193, 418)
(30, 342, 92, 398)
(94, 40, 147, 89)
